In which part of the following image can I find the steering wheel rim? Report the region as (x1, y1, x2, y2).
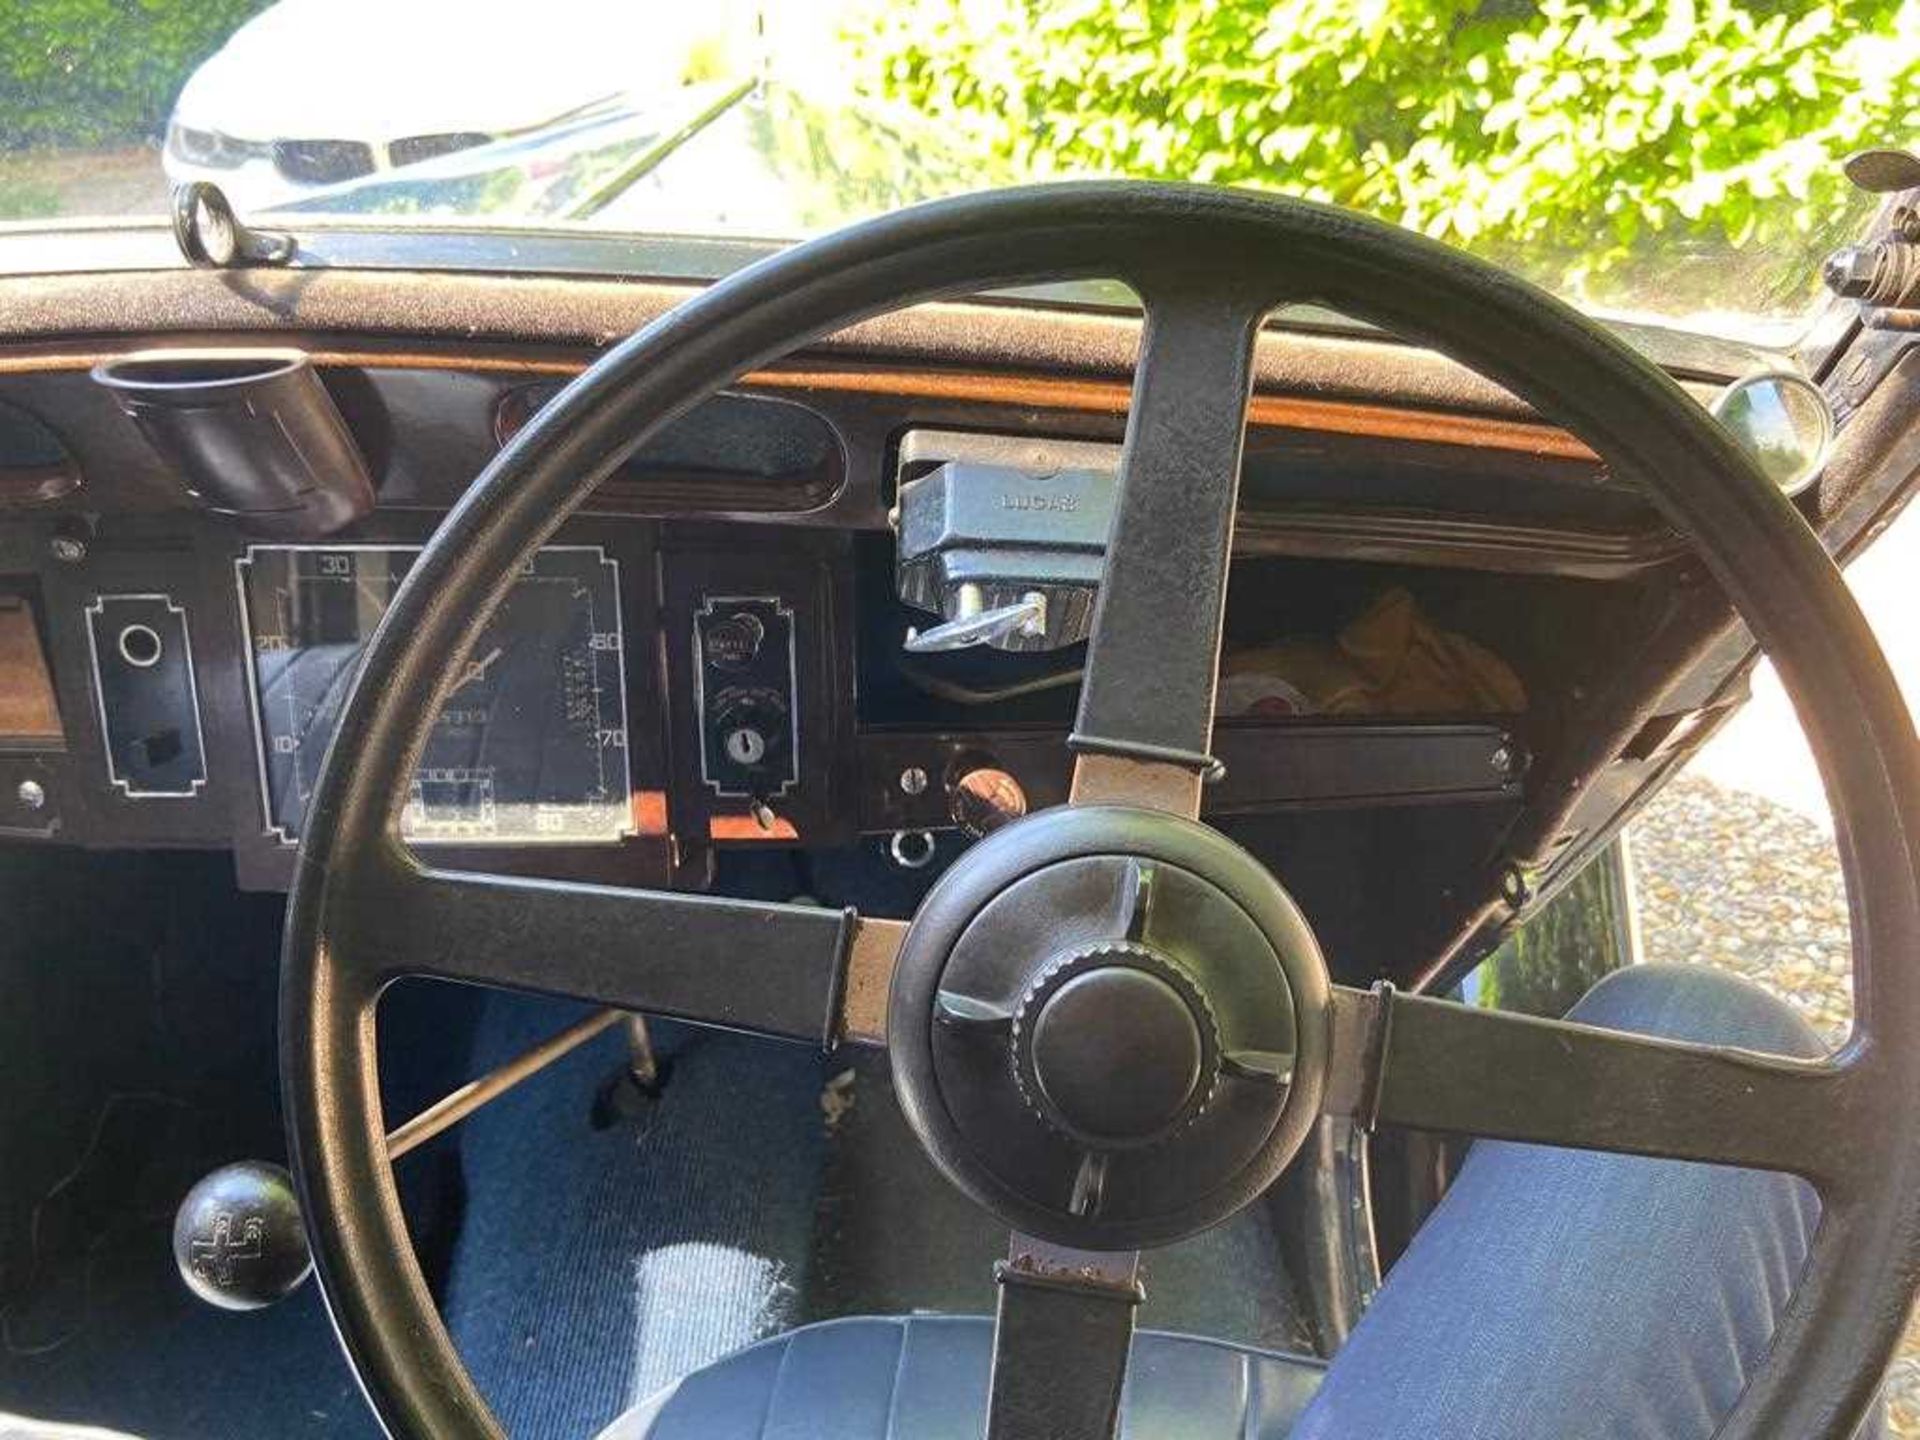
(282, 183, 1920, 1439)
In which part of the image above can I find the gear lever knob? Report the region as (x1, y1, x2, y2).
(172, 1161, 312, 1310)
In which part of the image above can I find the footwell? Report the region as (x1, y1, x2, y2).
(437, 1001, 829, 1439)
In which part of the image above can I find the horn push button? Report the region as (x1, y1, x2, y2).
(1030, 965, 1204, 1145)
(888, 807, 1332, 1252)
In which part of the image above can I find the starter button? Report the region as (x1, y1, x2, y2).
(704, 611, 765, 670)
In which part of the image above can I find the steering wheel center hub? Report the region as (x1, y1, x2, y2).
(1028, 959, 1207, 1145)
(889, 805, 1331, 1250)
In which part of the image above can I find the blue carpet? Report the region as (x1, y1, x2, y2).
(436, 997, 830, 1439)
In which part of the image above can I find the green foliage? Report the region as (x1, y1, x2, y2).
(0, 172, 61, 220)
(746, 83, 1009, 230)
(0, 0, 268, 151)
(1474, 845, 1633, 1018)
(848, 0, 1919, 315)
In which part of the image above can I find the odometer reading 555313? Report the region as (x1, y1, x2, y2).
(236, 545, 634, 845)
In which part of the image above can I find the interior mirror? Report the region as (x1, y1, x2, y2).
(1710, 371, 1835, 497)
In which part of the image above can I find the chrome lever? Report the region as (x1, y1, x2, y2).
(904, 587, 1047, 653)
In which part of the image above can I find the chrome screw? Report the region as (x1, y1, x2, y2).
(48, 535, 86, 564)
(899, 766, 929, 796)
(16, 779, 46, 810)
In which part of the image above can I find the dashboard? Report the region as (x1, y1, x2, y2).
(0, 269, 1843, 989)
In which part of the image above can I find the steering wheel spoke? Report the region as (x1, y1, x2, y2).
(339, 848, 896, 1048)
(1068, 278, 1271, 818)
(1325, 985, 1863, 1192)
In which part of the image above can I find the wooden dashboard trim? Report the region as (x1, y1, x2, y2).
(0, 599, 63, 743)
(754, 367, 1600, 462)
(0, 344, 1598, 463)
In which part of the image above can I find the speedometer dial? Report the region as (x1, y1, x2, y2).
(237, 545, 633, 845)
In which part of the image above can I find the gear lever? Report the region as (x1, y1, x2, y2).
(172, 1161, 312, 1310)
(174, 1008, 631, 1308)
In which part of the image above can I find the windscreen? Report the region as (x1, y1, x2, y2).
(0, 0, 1905, 342)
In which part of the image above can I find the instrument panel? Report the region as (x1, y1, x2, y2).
(0, 325, 1769, 994)
(235, 544, 634, 845)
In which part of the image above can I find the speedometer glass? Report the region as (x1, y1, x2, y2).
(236, 545, 634, 845)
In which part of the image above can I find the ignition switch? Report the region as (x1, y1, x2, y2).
(723, 724, 768, 767)
(711, 687, 788, 833)
(711, 687, 788, 776)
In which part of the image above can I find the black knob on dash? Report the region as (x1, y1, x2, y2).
(948, 765, 1028, 837)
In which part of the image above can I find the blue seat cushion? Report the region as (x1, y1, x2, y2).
(602, 1314, 1325, 1439)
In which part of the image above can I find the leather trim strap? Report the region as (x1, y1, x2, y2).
(988, 1245, 1144, 1440)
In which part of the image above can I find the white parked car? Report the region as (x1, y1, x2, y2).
(163, 0, 758, 213)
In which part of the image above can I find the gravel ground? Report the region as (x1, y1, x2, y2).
(1631, 772, 1920, 1436)
(1632, 774, 1853, 1043)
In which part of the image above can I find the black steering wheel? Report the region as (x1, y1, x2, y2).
(281, 185, 1920, 1440)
